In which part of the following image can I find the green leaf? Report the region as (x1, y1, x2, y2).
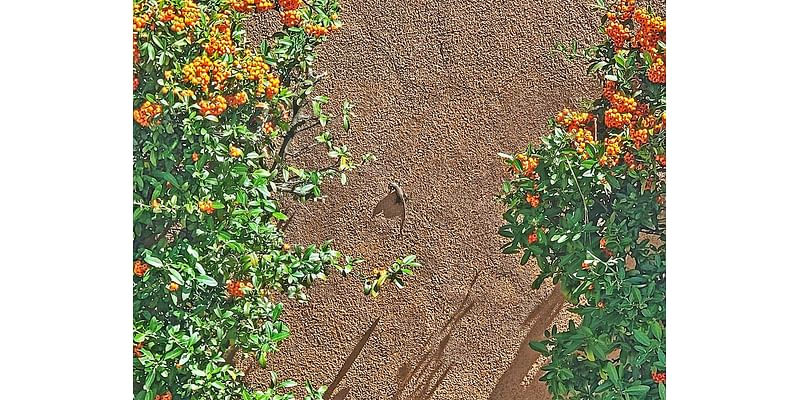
(144, 368, 156, 390)
(143, 255, 163, 268)
(624, 385, 651, 395)
(167, 268, 185, 285)
(651, 321, 663, 340)
(605, 362, 619, 385)
(529, 340, 549, 354)
(259, 351, 268, 368)
(196, 275, 218, 287)
(633, 329, 651, 346)
(186, 245, 199, 260)
(164, 347, 182, 360)
(146, 42, 155, 61)
(133, 207, 144, 223)
(272, 212, 288, 221)
(520, 249, 531, 265)
(658, 383, 666, 400)
(253, 169, 270, 178)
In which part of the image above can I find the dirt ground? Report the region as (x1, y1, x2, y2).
(242, 1, 663, 399)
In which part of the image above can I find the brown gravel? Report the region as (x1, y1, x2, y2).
(242, 0, 664, 399)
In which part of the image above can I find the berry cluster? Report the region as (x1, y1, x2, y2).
(167, 282, 180, 292)
(633, 8, 666, 53)
(278, 0, 301, 10)
(655, 154, 666, 167)
(605, 16, 631, 49)
(647, 56, 666, 83)
(555, 108, 597, 157)
(133, 260, 150, 277)
(609, 92, 637, 114)
(133, 74, 140, 91)
(598, 135, 622, 167)
(191, 152, 200, 162)
(616, 0, 635, 20)
(604, 108, 632, 129)
(211, 59, 232, 90)
(155, 392, 173, 400)
(159, 5, 177, 23)
(204, 21, 235, 57)
(133, 3, 152, 32)
(514, 154, 539, 178)
(599, 238, 613, 258)
(229, 145, 244, 158)
(198, 199, 215, 214)
(226, 279, 253, 298)
(256, 73, 281, 98)
(623, 152, 638, 169)
(199, 95, 228, 116)
(240, 53, 271, 81)
(280, 10, 303, 27)
(527, 232, 538, 244)
(263, 121, 276, 135)
(305, 24, 332, 37)
(631, 128, 649, 149)
(182, 55, 214, 90)
(178, 88, 196, 102)
(602, 80, 616, 100)
(633, 102, 650, 119)
(555, 108, 593, 131)
(229, 0, 275, 13)
(226, 91, 248, 108)
(133, 101, 163, 127)
(173, 1, 201, 32)
(133, 342, 144, 358)
(651, 371, 666, 384)
(526, 194, 540, 208)
(182, 57, 231, 94)
(570, 129, 594, 160)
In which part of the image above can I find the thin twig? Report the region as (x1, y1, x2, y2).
(564, 156, 590, 244)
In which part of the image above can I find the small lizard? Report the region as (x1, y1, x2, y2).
(372, 182, 407, 235)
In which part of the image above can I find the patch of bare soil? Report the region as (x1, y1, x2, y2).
(241, 0, 664, 398)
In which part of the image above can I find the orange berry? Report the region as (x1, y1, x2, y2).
(133, 341, 144, 357)
(133, 260, 150, 277)
(526, 193, 540, 208)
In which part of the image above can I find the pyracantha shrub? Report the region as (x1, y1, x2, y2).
(498, 0, 665, 398)
(133, 1, 415, 399)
